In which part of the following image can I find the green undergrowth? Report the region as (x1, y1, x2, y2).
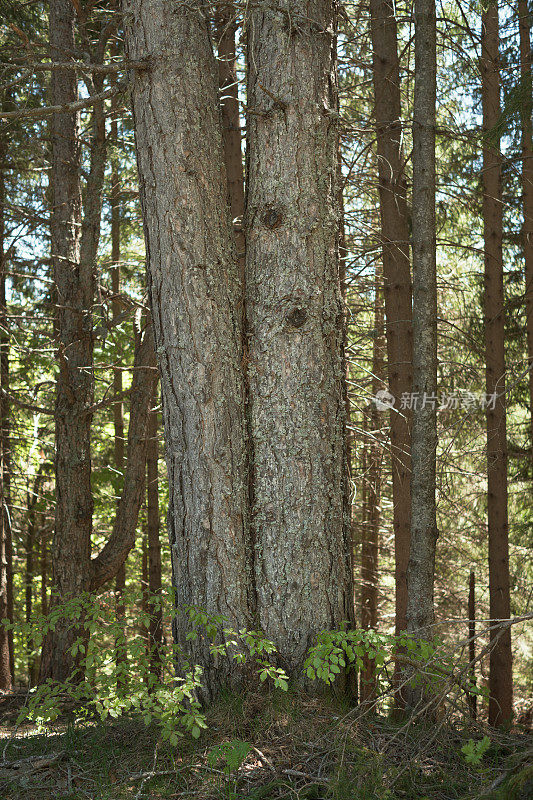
(1, 688, 530, 800)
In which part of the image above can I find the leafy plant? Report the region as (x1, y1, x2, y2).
(461, 735, 491, 765)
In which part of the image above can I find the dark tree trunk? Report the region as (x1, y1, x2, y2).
(41, 0, 88, 682)
(246, 0, 353, 672)
(123, 0, 253, 696)
(518, 0, 533, 507)
(147, 387, 163, 679)
(468, 569, 477, 719)
(360, 275, 384, 702)
(0, 133, 11, 690)
(405, 0, 438, 669)
(369, 0, 413, 642)
(481, 2, 513, 726)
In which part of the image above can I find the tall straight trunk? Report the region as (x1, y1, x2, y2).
(360, 276, 384, 702)
(468, 569, 477, 719)
(405, 0, 438, 648)
(246, 0, 352, 672)
(0, 135, 11, 689)
(518, 0, 533, 483)
(124, 0, 252, 695)
(215, 2, 245, 276)
(41, 524, 49, 617)
(369, 0, 413, 641)
(481, 3, 513, 726)
(110, 98, 127, 672)
(147, 388, 163, 679)
(42, 0, 88, 682)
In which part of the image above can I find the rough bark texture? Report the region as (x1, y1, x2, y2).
(42, 0, 88, 682)
(360, 277, 384, 702)
(405, 0, 438, 647)
(215, 2, 245, 278)
(123, 0, 253, 692)
(246, 0, 352, 672)
(518, 0, 533, 492)
(369, 0, 413, 639)
(147, 387, 163, 678)
(481, 4, 513, 727)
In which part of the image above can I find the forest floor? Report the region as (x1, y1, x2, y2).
(0, 688, 531, 800)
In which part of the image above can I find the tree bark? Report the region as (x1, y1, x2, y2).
(481, 2, 513, 726)
(405, 0, 438, 651)
(468, 569, 477, 719)
(0, 131, 11, 690)
(123, 0, 253, 694)
(518, 0, 533, 511)
(246, 0, 352, 672)
(42, 0, 87, 682)
(369, 0, 413, 640)
(215, 2, 245, 277)
(147, 386, 163, 679)
(360, 275, 384, 702)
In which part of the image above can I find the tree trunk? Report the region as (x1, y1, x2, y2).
(405, 0, 438, 650)
(110, 96, 127, 676)
(0, 133, 11, 690)
(468, 569, 477, 719)
(481, 2, 513, 726)
(41, 0, 88, 682)
(360, 275, 384, 702)
(518, 0, 533, 507)
(369, 0, 413, 642)
(246, 0, 352, 672)
(123, 0, 253, 695)
(147, 386, 163, 679)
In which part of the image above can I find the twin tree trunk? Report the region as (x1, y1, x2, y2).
(481, 3, 513, 726)
(125, 0, 351, 686)
(246, 0, 352, 668)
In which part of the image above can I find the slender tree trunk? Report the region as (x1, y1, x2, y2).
(369, 0, 413, 642)
(0, 135, 11, 690)
(246, 0, 352, 672)
(481, 2, 513, 726)
(405, 0, 438, 654)
(124, 0, 253, 695)
(41, 0, 88, 682)
(147, 387, 163, 679)
(110, 97, 127, 676)
(215, 2, 245, 277)
(360, 276, 384, 702)
(468, 569, 477, 719)
(41, 523, 48, 617)
(518, 0, 533, 488)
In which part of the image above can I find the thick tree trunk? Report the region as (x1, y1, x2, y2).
(360, 276, 384, 702)
(123, 0, 253, 694)
(246, 0, 352, 672)
(481, 3, 513, 727)
(369, 0, 413, 641)
(518, 0, 533, 496)
(405, 0, 438, 651)
(147, 388, 163, 679)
